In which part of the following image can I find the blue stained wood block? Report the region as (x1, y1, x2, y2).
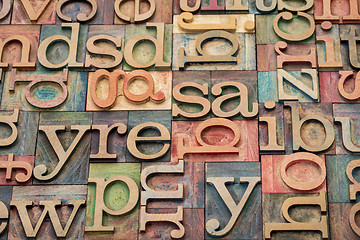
(258, 71, 277, 103)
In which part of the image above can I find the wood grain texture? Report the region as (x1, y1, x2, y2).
(0, 0, 13, 25)
(329, 203, 360, 240)
(85, 163, 140, 240)
(33, 112, 92, 185)
(9, 185, 87, 240)
(11, 0, 57, 24)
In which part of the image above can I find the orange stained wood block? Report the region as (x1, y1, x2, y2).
(0, 25, 40, 70)
(171, 119, 258, 162)
(0, 154, 34, 185)
(261, 153, 327, 194)
(86, 69, 171, 111)
(11, 0, 57, 24)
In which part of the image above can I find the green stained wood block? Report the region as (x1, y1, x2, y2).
(210, 71, 258, 120)
(33, 112, 92, 185)
(126, 110, 171, 162)
(0, 110, 39, 156)
(326, 154, 360, 203)
(256, 14, 315, 44)
(0, 186, 12, 240)
(36, 24, 88, 71)
(85, 163, 140, 240)
(205, 162, 262, 239)
(123, 24, 172, 71)
(172, 71, 211, 121)
(1, 70, 88, 111)
(9, 185, 87, 240)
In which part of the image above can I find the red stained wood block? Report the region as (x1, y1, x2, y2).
(0, 155, 34, 186)
(11, 0, 57, 24)
(261, 154, 327, 194)
(171, 120, 259, 162)
(329, 203, 360, 239)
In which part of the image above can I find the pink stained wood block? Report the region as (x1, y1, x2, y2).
(261, 154, 327, 194)
(171, 120, 259, 162)
(11, 0, 57, 24)
(0, 155, 34, 186)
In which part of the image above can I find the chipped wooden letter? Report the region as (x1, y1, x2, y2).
(0, 35, 35, 69)
(0, 201, 8, 235)
(38, 23, 83, 69)
(33, 125, 91, 181)
(0, 108, 19, 147)
(11, 200, 85, 238)
(177, 12, 236, 31)
(206, 177, 260, 237)
(211, 81, 258, 118)
(176, 118, 240, 160)
(86, 176, 139, 232)
(172, 82, 210, 118)
(178, 30, 238, 69)
(0, 154, 33, 183)
(114, 0, 155, 23)
(127, 122, 170, 160)
(273, 12, 315, 41)
(346, 159, 360, 200)
(264, 191, 328, 239)
(57, 0, 97, 22)
(280, 152, 326, 191)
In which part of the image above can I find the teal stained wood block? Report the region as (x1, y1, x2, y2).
(36, 24, 88, 71)
(33, 112, 92, 185)
(123, 24, 172, 71)
(0, 186, 12, 240)
(205, 162, 262, 239)
(9, 185, 87, 240)
(86, 163, 140, 240)
(0, 110, 39, 156)
(258, 71, 277, 103)
(126, 110, 171, 162)
(1, 70, 88, 111)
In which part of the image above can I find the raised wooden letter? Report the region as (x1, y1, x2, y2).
(20, 0, 51, 22)
(0, 108, 19, 147)
(114, 0, 155, 23)
(0, 154, 32, 183)
(275, 41, 317, 69)
(180, 0, 201, 12)
(346, 159, 360, 200)
(0, 35, 35, 69)
(338, 71, 360, 100)
(0, 201, 8, 235)
(341, 26, 360, 68)
(57, 0, 97, 22)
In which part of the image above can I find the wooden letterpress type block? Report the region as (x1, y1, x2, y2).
(283, 102, 335, 155)
(263, 192, 328, 239)
(275, 43, 317, 71)
(173, 31, 256, 71)
(85, 25, 125, 70)
(126, 111, 171, 162)
(142, 161, 204, 209)
(172, 71, 211, 121)
(326, 154, 360, 203)
(9, 185, 87, 239)
(86, 70, 172, 111)
(33, 112, 92, 185)
(37, 24, 88, 71)
(11, 0, 57, 24)
(210, 71, 258, 120)
(248, 0, 278, 14)
(329, 203, 360, 239)
(256, 14, 315, 44)
(259, 103, 285, 154)
(261, 154, 326, 194)
(138, 208, 204, 240)
(205, 162, 262, 239)
(257, 45, 277, 72)
(0, 110, 39, 156)
(314, 0, 354, 22)
(0, 0, 13, 25)
(114, 0, 172, 24)
(123, 23, 172, 71)
(258, 71, 277, 103)
(171, 119, 259, 162)
(333, 104, 360, 154)
(173, 0, 201, 14)
(56, 0, 114, 24)
(90, 111, 128, 162)
(1, 70, 88, 111)
(0, 25, 40, 70)
(0, 186, 12, 240)
(340, 25, 360, 71)
(0, 155, 34, 186)
(85, 163, 140, 240)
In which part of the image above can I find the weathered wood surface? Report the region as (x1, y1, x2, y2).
(0, 186, 12, 240)
(11, 0, 57, 24)
(0, 155, 34, 186)
(329, 203, 360, 240)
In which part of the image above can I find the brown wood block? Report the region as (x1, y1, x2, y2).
(0, 25, 40, 70)
(11, 0, 56, 24)
(0, 0, 13, 25)
(283, 102, 336, 155)
(257, 44, 277, 72)
(90, 111, 128, 162)
(0, 186, 12, 240)
(114, 0, 172, 24)
(171, 120, 259, 162)
(138, 208, 203, 240)
(142, 161, 204, 209)
(33, 112, 92, 185)
(261, 154, 327, 194)
(56, 0, 114, 24)
(9, 185, 87, 239)
(329, 203, 360, 239)
(0, 155, 34, 186)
